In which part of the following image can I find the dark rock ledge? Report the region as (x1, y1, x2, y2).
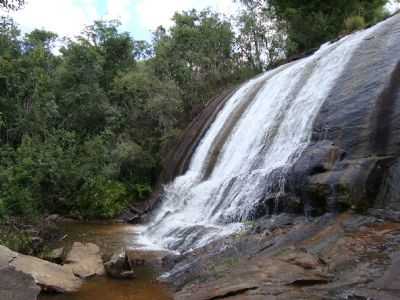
(163, 213, 400, 300)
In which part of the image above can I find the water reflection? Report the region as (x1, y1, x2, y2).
(39, 222, 172, 300)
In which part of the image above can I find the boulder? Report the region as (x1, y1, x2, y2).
(104, 249, 135, 279)
(10, 252, 82, 293)
(64, 242, 105, 278)
(0, 267, 40, 300)
(1, 244, 82, 293)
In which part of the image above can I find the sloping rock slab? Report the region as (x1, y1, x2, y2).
(0, 245, 17, 269)
(64, 242, 105, 278)
(175, 257, 330, 300)
(10, 253, 82, 293)
(0, 266, 40, 300)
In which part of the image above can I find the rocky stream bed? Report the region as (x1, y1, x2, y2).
(2, 211, 400, 300)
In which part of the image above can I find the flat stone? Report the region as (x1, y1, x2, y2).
(0, 267, 40, 300)
(10, 253, 82, 293)
(64, 242, 105, 278)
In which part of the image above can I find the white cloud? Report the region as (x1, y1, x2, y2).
(4, 0, 99, 38)
(2, 0, 238, 41)
(136, 0, 238, 32)
(105, 0, 133, 26)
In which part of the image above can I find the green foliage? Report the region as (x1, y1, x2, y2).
(0, 227, 31, 253)
(0, 17, 183, 219)
(235, 0, 285, 71)
(152, 9, 251, 119)
(0, 2, 391, 221)
(267, 0, 388, 53)
(239, 0, 389, 55)
(75, 177, 128, 219)
(344, 16, 367, 33)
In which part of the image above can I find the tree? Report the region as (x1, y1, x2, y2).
(238, 0, 389, 54)
(152, 9, 238, 119)
(268, 0, 388, 53)
(0, 0, 24, 10)
(235, 0, 285, 70)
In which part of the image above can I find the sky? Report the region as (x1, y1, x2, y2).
(2, 0, 239, 41)
(2, 0, 400, 42)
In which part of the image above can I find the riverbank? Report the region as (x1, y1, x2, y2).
(0, 218, 172, 300)
(2, 210, 400, 300)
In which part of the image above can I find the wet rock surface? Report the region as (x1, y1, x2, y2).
(164, 213, 400, 300)
(158, 15, 400, 299)
(287, 13, 400, 215)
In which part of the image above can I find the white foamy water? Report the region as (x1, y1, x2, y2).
(138, 23, 384, 253)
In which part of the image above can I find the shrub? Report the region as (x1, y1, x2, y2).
(344, 16, 366, 33)
(74, 177, 128, 219)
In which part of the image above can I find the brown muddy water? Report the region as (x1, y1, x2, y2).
(38, 222, 172, 300)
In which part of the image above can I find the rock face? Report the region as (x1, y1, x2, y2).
(286, 13, 400, 215)
(165, 213, 400, 300)
(64, 242, 105, 278)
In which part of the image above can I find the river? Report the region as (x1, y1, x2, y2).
(38, 222, 172, 300)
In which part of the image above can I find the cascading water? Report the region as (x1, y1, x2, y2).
(138, 23, 384, 253)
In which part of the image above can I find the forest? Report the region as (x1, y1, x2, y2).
(0, 0, 394, 221)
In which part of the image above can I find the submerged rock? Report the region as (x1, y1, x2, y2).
(64, 242, 105, 278)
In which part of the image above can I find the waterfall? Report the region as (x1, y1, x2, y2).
(138, 23, 383, 253)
